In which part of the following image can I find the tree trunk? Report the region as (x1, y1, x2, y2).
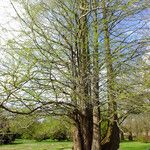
(101, 0, 120, 149)
(72, 110, 93, 150)
(128, 132, 133, 141)
(91, 0, 101, 149)
(92, 106, 101, 150)
(72, 127, 82, 150)
(102, 120, 120, 150)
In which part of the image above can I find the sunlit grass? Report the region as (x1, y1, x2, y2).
(0, 139, 72, 150)
(120, 141, 150, 150)
(0, 139, 150, 150)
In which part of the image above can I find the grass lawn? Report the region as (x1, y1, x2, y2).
(0, 140, 150, 150)
(0, 139, 72, 150)
(120, 141, 150, 150)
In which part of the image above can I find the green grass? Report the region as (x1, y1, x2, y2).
(0, 140, 150, 150)
(120, 141, 150, 150)
(0, 139, 72, 150)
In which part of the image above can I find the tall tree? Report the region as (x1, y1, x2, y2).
(0, 0, 149, 150)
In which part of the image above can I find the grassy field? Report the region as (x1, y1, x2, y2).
(0, 140, 150, 150)
(120, 141, 150, 150)
(0, 139, 72, 150)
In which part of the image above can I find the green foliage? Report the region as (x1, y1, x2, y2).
(9, 115, 71, 141)
(101, 121, 108, 138)
(0, 110, 17, 144)
(44, 117, 71, 141)
(9, 115, 36, 139)
(50, 124, 70, 141)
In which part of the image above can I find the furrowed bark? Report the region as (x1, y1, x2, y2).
(101, 0, 120, 149)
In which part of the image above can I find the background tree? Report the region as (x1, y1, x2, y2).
(122, 113, 150, 142)
(0, 110, 16, 144)
(9, 115, 71, 141)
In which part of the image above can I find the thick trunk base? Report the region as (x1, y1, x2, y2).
(102, 122, 120, 150)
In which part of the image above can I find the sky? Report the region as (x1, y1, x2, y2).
(0, 0, 20, 44)
(0, 0, 21, 60)
(0, 0, 150, 62)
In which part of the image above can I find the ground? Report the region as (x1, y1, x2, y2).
(120, 141, 150, 150)
(0, 140, 150, 150)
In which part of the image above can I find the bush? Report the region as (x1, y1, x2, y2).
(9, 115, 72, 142)
(138, 136, 150, 143)
(32, 120, 71, 142)
(51, 128, 70, 141)
(33, 133, 49, 142)
(0, 133, 16, 144)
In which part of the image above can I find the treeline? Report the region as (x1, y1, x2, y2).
(1, 110, 150, 145)
(0, 112, 72, 144)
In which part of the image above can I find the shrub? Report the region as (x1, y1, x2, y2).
(138, 136, 150, 143)
(33, 133, 49, 142)
(0, 133, 16, 144)
(51, 128, 70, 141)
(9, 115, 72, 141)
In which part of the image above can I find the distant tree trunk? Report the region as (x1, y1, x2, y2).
(128, 132, 133, 141)
(145, 130, 149, 138)
(120, 130, 125, 141)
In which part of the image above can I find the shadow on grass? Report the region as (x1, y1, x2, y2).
(57, 147, 72, 150)
(4, 141, 23, 145)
